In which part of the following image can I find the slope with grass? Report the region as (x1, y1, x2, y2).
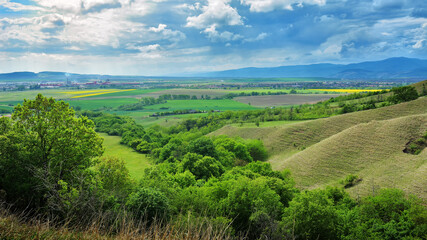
(213, 97, 427, 155)
(100, 133, 151, 180)
(211, 96, 427, 199)
(283, 114, 427, 199)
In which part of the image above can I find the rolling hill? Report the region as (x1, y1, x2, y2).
(211, 82, 427, 200)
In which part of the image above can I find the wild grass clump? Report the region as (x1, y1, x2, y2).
(0, 203, 235, 240)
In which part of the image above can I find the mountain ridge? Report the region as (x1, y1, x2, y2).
(199, 57, 427, 79)
(1, 57, 426, 80)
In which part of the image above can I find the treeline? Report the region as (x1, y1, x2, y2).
(115, 90, 303, 111)
(117, 97, 166, 111)
(187, 85, 420, 121)
(326, 89, 388, 103)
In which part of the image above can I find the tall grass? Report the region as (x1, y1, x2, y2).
(0, 203, 236, 240)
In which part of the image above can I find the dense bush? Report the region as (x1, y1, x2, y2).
(388, 86, 419, 104)
(126, 187, 170, 222)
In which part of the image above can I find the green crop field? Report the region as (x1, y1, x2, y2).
(83, 88, 162, 98)
(0, 89, 66, 102)
(138, 89, 230, 98)
(234, 94, 342, 107)
(100, 132, 151, 180)
(68, 98, 139, 110)
(147, 99, 258, 111)
(106, 99, 257, 126)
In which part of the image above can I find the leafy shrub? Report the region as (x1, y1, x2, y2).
(387, 86, 419, 104)
(126, 187, 170, 222)
(340, 174, 361, 188)
(282, 190, 340, 240)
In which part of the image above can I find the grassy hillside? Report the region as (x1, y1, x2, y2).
(212, 96, 427, 156)
(100, 133, 151, 180)
(211, 95, 427, 199)
(284, 114, 427, 199)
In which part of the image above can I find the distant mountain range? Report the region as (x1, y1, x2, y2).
(198, 57, 427, 79)
(0, 71, 154, 82)
(1, 57, 426, 81)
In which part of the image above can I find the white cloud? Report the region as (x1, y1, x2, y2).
(202, 25, 243, 42)
(243, 32, 268, 42)
(0, 0, 184, 50)
(311, 16, 427, 60)
(240, 0, 326, 13)
(413, 39, 425, 49)
(149, 24, 186, 43)
(0, 0, 44, 11)
(149, 24, 167, 32)
(186, 0, 243, 29)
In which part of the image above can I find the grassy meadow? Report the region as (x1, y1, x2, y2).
(100, 133, 151, 180)
(234, 94, 342, 107)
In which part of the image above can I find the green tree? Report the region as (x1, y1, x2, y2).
(0, 94, 104, 208)
(126, 187, 170, 222)
(246, 139, 268, 161)
(388, 86, 419, 104)
(348, 189, 427, 239)
(282, 190, 340, 240)
(95, 156, 133, 202)
(188, 136, 217, 158)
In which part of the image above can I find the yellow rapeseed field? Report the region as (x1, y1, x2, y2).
(61, 89, 116, 94)
(60, 89, 136, 98)
(309, 89, 385, 93)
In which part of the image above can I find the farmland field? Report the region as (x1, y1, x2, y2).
(227, 89, 325, 94)
(69, 98, 139, 110)
(234, 94, 342, 107)
(308, 89, 385, 93)
(147, 99, 258, 111)
(82, 88, 162, 98)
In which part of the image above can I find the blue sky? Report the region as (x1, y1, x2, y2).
(0, 0, 426, 75)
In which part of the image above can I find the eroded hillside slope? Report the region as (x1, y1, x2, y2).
(283, 114, 427, 199)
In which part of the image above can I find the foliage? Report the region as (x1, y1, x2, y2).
(345, 189, 427, 239)
(126, 187, 170, 222)
(282, 189, 341, 240)
(94, 156, 134, 202)
(0, 94, 104, 209)
(340, 174, 361, 188)
(388, 86, 419, 104)
(116, 97, 166, 111)
(2, 90, 427, 239)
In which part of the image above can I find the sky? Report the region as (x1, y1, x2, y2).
(0, 0, 426, 76)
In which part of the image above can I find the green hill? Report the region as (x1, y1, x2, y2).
(283, 114, 427, 199)
(211, 90, 427, 200)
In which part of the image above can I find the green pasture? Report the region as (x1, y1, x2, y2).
(227, 89, 327, 94)
(68, 98, 139, 110)
(106, 99, 256, 126)
(0, 89, 65, 102)
(146, 99, 258, 111)
(83, 88, 163, 98)
(100, 132, 150, 180)
(0, 105, 14, 113)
